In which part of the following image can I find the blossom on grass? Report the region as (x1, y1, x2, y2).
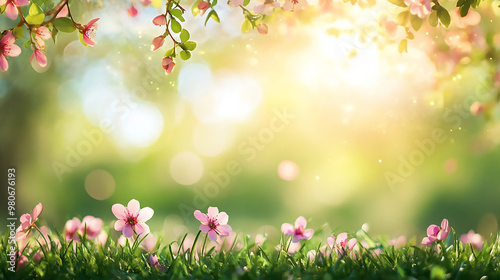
(460, 230, 483, 250)
(404, 0, 431, 18)
(148, 254, 166, 272)
(16, 203, 43, 242)
(327, 232, 357, 257)
(422, 218, 450, 245)
(65, 217, 81, 241)
(281, 216, 314, 243)
(82, 18, 99, 46)
(1, 0, 29, 20)
(112, 199, 154, 238)
(0, 31, 22, 71)
(194, 206, 232, 242)
(162, 57, 175, 75)
(388, 235, 407, 248)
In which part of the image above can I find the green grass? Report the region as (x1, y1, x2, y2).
(1, 227, 499, 279)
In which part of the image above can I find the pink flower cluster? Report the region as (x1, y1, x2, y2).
(65, 216, 103, 241)
(421, 218, 450, 245)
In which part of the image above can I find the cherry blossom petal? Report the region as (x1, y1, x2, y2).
(437, 230, 449, 241)
(336, 232, 348, 246)
(327, 236, 335, 249)
(138, 207, 154, 222)
(56, 5, 68, 18)
(0, 31, 15, 45)
(87, 18, 100, 27)
(0, 55, 8, 71)
(281, 223, 294, 235)
(194, 210, 209, 223)
(135, 223, 148, 236)
(114, 220, 126, 231)
(5, 3, 18, 20)
(347, 238, 357, 250)
(207, 207, 219, 219)
(295, 216, 307, 229)
(112, 204, 127, 219)
(217, 212, 229, 225)
(123, 224, 134, 238)
(441, 219, 449, 232)
(208, 230, 217, 241)
(200, 224, 211, 233)
(427, 225, 439, 237)
(14, 0, 29, 6)
(5, 44, 22, 57)
(302, 228, 314, 240)
(217, 225, 232, 236)
(34, 50, 47, 67)
(152, 14, 167, 26)
(31, 203, 43, 220)
(127, 199, 141, 215)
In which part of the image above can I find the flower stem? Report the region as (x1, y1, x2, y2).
(189, 230, 202, 264)
(201, 233, 208, 256)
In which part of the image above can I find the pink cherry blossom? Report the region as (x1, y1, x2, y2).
(229, 0, 244, 7)
(140, 233, 157, 252)
(153, 14, 167, 26)
(65, 217, 81, 241)
(30, 47, 48, 68)
(327, 232, 357, 257)
(254, 1, 280, 15)
(422, 218, 450, 245)
(162, 57, 175, 75)
(1, 0, 29, 20)
(33, 26, 52, 49)
(388, 235, 407, 248)
(82, 18, 99, 46)
(151, 36, 165, 51)
(194, 206, 232, 242)
(460, 230, 483, 250)
(128, 5, 138, 17)
(453, 9, 481, 28)
(404, 0, 431, 19)
(112, 199, 154, 238)
(307, 250, 316, 261)
(282, 0, 308, 12)
(97, 231, 108, 246)
(257, 24, 269, 35)
(56, 4, 69, 18)
(0, 31, 22, 72)
(80, 215, 103, 239)
(198, 1, 210, 16)
(281, 216, 314, 243)
(16, 203, 43, 242)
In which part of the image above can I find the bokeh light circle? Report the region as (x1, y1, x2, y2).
(85, 169, 115, 200)
(278, 160, 299, 181)
(170, 152, 204, 185)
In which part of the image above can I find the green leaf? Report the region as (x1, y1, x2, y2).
(406, 30, 414, 40)
(410, 16, 423, 31)
(51, 27, 58, 44)
(241, 18, 253, 33)
(437, 6, 451, 27)
(428, 10, 438, 27)
(180, 29, 190, 42)
(0, 5, 6, 14)
(183, 41, 197, 51)
(164, 47, 175, 58)
(13, 26, 24, 39)
(386, 0, 406, 7)
(210, 10, 220, 23)
(243, 0, 250, 5)
(78, 31, 88, 47)
(54, 18, 76, 33)
(25, 4, 45, 25)
(396, 11, 410, 27)
(459, 3, 470, 17)
(398, 39, 407, 53)
(170, 19, 182, 33)
(170, 9, 185, 22)
(180, 50, 191, 60)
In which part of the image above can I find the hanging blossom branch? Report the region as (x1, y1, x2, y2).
(0, 0, 494, 74)
(0, 0, 98, 71)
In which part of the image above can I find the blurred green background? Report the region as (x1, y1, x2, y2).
(1, 0, 500, 242)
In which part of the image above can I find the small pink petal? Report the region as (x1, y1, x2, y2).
(217, 212, 229, 225)
(13, 0, 29, 6)
(114, 220, 126, 231)
(441, 219, 450, 231)
(207, 207, 219, 219)
(123, 225, 134, 238)
(327, 236, 335, 249)
(194, 210, 209, 223)
(112, 204, 127, 219)
(199, 224, 211, 233)
(4, 44, 21, 57)
(208, 230, 217, 241)
(437, 230, 449, 241)
(347, 238, 357, 250)
(135, 223, 149, 236)
(0, 55, 8, 71)
(127, 199, 141, 215)
(292, 235, 303, 243)
(421, 237, 432, 245)
(31, 203, 43, 220)
(302, 229, 314, 240)
(56, 5, 69, 18)
(137, 207, 154, 222)
(295, 216, 307, 229)
(427, 225, 440, 237)
(336, 232, 348, 246)
(5, 3, 19, 20)
(152, 14, 167, 26)
(281, 223, 294, 235)
(217, 225, 232, 236)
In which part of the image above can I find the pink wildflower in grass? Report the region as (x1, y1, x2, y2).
(0, 0, 29, 20)
(80, 216, 103, 239)
(422, 218, 451, 245)
(388, 235, 407, 248)
(460, 230, 483, 250)
(281, 216, 314, 243)
(194, 206, 232, 242)
(82, 18, 99, 46)
(148, 254, 166, 272)
(97, 231, 108, 246)
(404, 0, 431, 18)
(153, 14, 167, 26)
(197, 1, 210, 16)
(16, 203, 43, 242)
(112, 199, 154, 238)
(65, 217, 81, 241)
(307, 250, 316, 261)
(0, 31, 22, 71)
(327, 232, 357, 257)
